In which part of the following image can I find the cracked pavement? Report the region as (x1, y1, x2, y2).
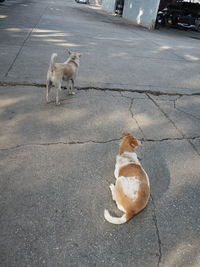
(0, 0, 200, 266)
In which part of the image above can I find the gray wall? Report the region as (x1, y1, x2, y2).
(123, 0, 160, 29)
(102, 0, 116, 13)
(89, 0, 102, 5)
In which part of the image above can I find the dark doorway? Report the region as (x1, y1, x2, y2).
(115, 0, 124, 16)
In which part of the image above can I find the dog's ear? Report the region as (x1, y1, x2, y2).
(130, 137, 139, 147)
(122, 132, 130, 138)
(67, 49, 72, 55)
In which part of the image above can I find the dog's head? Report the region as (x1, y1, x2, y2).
(119, 133, 140, 154)
(67, 50, 81, 60)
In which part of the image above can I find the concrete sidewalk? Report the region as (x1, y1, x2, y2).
(0, 0, 200, 267)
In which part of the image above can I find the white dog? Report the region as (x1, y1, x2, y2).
(46, 50, 81, 105)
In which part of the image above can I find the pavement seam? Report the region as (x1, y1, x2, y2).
(173, 97, 200, 120)
(174, 107, 200, 121)
(1, 82, 200, 97)
(153, 96, 182, 105)
(4, 3, 50, 77)
(120, 91, 146, 100)
(147, 94, 200, 157)
(150, 194, 162, 267)
(129, 97, 146, 138)
(141, 136, 200, 142)
(1, 136, 200, 152)
(0, 139, 121, 151)
(119, 91, 147, 135)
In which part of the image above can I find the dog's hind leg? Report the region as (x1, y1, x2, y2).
(66, 80, 70, 93)
(109, 184, 116, 201)
(46, 80, 51, 103)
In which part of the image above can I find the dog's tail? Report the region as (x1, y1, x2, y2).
(50, 53, 57, 67)
(104, 209, 133, 225)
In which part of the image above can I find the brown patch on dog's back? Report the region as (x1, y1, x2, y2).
(116, 164, 150, 217)
(119, 164, 144, 180)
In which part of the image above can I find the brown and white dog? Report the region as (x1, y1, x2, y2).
(104, 133, 150, 224)
(46, 50, 81, 105)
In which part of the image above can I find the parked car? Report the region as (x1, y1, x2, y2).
(156, 1, 200, 31)
(75, 0, 89, 4)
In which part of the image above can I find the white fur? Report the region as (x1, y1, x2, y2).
(118, 176, 140, 200)
(114, 152, 140, 178)
(104, 210, 127, 224)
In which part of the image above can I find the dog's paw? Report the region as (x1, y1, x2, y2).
(56, 97, 61, 105)
(109, 184, 116, 200)
(109, 184, 115, 190)
(68, 92, 75, 95)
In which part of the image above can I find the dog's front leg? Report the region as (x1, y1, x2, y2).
(46, 81, 51, 103)
(56, 82, 61, 105)
(69, 79, 75, 95)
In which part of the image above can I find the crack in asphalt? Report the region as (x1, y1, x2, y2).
(0, 83, 199, 154)
(1, 136, 200, 152)
(166, 96, 200, 120)
(129, 98, 146, 138)
(150, 194, 162, 267)
(0, 139, 121, 152)
(153, 96, 182, 107)
(141, 136, 200, 142)
(147, 94, 200, 157)
(119, 91, 147, 100)
(1, 82, 200, 97)
(175, 107, 200, 121)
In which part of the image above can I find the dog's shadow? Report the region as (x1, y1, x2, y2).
(45, 89, 76, 105)
(139, 144, 170, 201)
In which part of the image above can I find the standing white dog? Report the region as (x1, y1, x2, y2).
(46, 50, 81, 105)
(104, 133, 150, 224)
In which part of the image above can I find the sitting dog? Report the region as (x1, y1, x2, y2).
(46, 50, 81, 105)
(104, 133, 150, 224)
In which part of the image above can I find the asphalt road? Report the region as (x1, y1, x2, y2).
(0, 0, 200, 266)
